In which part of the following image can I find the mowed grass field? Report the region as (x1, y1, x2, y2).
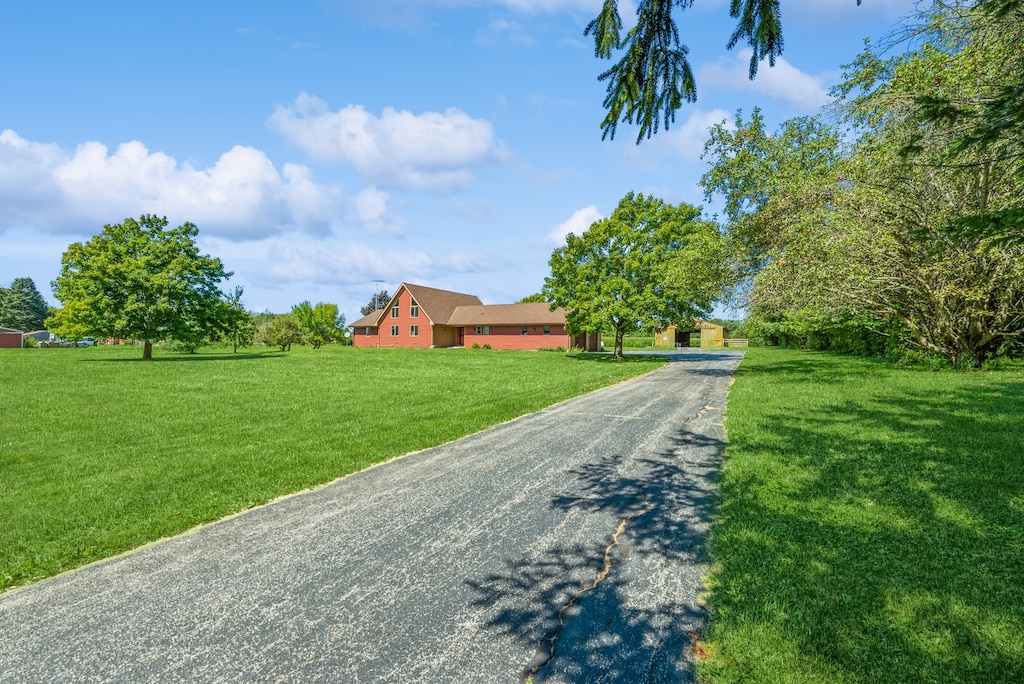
(702, 348, 1024, 683)
(0, 345, 664, 592)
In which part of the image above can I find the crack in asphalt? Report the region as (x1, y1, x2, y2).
(523, 373, 728, 682)
(522, 502, 655, 682)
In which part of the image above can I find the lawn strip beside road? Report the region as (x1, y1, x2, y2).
(701, 347, 1024, 683)
(0, 345, 664, 592)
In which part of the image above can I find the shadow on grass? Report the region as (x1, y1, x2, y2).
(84, 352, 284, 363)
(567, 352, 664, 364)
(467, 426, 726, 682)
(569, 350, 745, 365)
(706, 368, 1024, 682)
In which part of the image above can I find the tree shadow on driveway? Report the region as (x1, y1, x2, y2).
(466, 427, 726, 682)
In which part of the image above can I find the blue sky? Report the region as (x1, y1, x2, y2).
(1, 0, 915, 322)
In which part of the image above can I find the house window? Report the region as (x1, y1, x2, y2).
(543, 325, 551, 335)
(364, 327, 371, 336)
(410, 299, 419, 318)
(390, 325, 399, 336)
(476, 325, 489, 335)
(410, 325, 419, 337)
(521, 326, 529, 335)
(391, 304, 400, 318)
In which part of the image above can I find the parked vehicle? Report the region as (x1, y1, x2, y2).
(76, 337, 97, 346)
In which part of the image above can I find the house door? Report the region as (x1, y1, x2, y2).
(457, 327, 464, 346)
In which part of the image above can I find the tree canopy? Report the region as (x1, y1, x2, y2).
(543, 192, 731, 358)
(586, 0, 862, 142)
(0, 277, 50, 331)
(836, 0, 1024, 246)
(700, 1, 1024, 367)
(292, 301, 346, 349)
(265, 314, 302, 352)
(49, 215, 232, 359)
(360, 291, 391, 316)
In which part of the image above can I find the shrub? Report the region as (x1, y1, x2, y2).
(164, 339, 202, 354)
(482, 343, 492, 350)
(471, 342, 480, 349)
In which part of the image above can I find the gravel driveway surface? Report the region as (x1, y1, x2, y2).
(0, 349, 743, 683)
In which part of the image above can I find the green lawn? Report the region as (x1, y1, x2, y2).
(0, 344, 663, 592)
(702, 347, 1024, 683)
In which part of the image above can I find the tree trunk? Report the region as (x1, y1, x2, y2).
(614, 324, 624, 359)
(143, 341, 153, 360)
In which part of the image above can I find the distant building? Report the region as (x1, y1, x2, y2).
(24, 330, 53, 344)
(0, 327, 24, 349)
(654, 321, 729, 348)
(349, 282, 600, 351)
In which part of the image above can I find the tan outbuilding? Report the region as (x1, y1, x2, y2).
(654, 320, 729, 348)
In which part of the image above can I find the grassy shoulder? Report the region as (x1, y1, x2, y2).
(0, 345, 664, 592)
(702, 347, 1024, 683)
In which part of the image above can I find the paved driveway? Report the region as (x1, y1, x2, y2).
(0, 349, 743, 683)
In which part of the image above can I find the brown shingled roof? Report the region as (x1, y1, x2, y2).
(350, 283, 482, 328)
(447, 302, 568, 326)
(402, 283, 482, 324)
(349, 309, 387, 329)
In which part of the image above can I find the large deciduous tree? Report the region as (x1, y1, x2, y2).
(0, 277, 50, 331)
(543, 192, 731, 358)
(837, 0, 1024, 247)
(49, 215, 231, 360)
(700, 109, 843, 279)
(699, 1, 1024, 368)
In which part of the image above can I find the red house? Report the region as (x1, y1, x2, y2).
(350, 283, 482, 349)
(349, 283, 600, 351)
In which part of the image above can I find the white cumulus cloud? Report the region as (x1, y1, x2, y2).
(661, 108, 733, 161)
(267, 93, 509, 191)
(548, 205, 602, 245)
(0, 130, 341, 239)
(263, 241, 493, 286)
(697, 49, 831, 111)
(349, 186, 407, 236)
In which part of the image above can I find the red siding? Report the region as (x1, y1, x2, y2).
(0, 330, 22, 348)
(462, 324, 571, 351)
(352, 325, 380, 348)
(376, 288, 433, 348)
